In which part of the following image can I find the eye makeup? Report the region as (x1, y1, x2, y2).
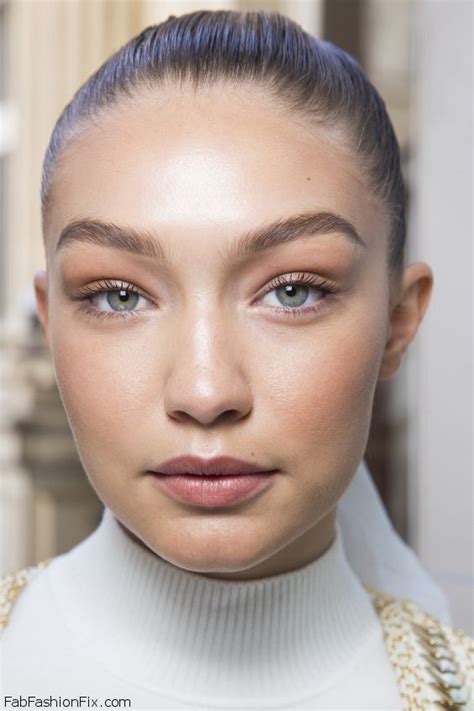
(67, 270, 342, 323)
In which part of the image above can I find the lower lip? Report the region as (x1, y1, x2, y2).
(149, 472, 278, 507)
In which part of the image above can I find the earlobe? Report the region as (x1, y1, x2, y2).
(33, 270, 50, 345)
(378, 262, 434, 381)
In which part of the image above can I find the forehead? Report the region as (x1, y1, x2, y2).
(46, 84, 387, 258)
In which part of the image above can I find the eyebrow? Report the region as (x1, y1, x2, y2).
(55, 210, 366, 264)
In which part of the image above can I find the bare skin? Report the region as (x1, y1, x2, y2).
(34, 83, 433, 581)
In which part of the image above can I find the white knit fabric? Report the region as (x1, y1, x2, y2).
(1, 506, 404, 710)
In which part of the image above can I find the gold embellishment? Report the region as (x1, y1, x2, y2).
(0, 560, 50, 635)
(365, 584, 474, 710)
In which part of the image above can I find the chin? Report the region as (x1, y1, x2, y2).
(159, 550, 269, 579)
(147, 524, 277, 576)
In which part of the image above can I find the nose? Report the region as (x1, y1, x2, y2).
(163, 308, 253, 426)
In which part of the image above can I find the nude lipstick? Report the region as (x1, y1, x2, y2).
(148, 455, 278, 507)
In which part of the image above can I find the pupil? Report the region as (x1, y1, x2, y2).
(119, 290, 129, 302)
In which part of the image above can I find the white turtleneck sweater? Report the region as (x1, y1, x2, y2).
(2, 507, 403, 709)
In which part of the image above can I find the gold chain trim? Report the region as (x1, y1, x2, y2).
(1, 562, 473, 710)
(365, 584, 474, 710)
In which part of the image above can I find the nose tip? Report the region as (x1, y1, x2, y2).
(164, 361, 253, 426)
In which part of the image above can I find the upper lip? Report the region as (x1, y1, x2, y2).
(152, 455, 277, 476)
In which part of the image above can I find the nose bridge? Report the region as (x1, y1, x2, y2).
(163, 299, 251, 425)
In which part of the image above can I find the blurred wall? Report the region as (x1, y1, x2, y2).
(406, 0, 473, 635)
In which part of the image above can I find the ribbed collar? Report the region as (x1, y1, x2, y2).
(47, 506, 380, 707)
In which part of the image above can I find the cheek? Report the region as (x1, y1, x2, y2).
(260, 306, 386, 476)
(50, 319, 159, 465)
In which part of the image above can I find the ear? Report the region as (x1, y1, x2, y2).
(378, 262, 434, 381)
(33, 270, 50, 345)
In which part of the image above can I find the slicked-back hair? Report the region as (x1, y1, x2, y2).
(41, 9, 406, 281)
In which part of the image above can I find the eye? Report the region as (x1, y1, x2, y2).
(92, 289, 145, 313)
(258, 273, 339, 318)
(262, 282, 320, 309)
(71, 279, 153, 320)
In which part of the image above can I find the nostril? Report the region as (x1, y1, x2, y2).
(217, 409, 243, 424)
(168, 407, 246, 426)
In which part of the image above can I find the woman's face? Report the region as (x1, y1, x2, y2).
(36, 84, 432, 579)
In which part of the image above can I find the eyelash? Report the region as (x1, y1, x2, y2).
(259, 272, 339, 319)
(71, 279, 146, 321)
(71, 273, 340, 322)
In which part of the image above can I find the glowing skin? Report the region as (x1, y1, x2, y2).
(35, 84, 433, 581)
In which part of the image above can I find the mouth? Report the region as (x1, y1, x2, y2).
(148, 471, 278, 508)
(147, 455, 279, 507)
(151, 454, 277, 477)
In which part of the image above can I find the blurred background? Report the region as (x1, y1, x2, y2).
(0, 0, 472, 633)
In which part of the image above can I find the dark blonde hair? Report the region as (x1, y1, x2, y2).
(41, 9, 406, 281)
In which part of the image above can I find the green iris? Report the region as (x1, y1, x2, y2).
(276, 284, 308, 307)
(107, 289, 140, 311)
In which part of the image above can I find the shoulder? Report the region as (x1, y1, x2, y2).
(365, 584, 474, 708)
(0, 560, 50, 636)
